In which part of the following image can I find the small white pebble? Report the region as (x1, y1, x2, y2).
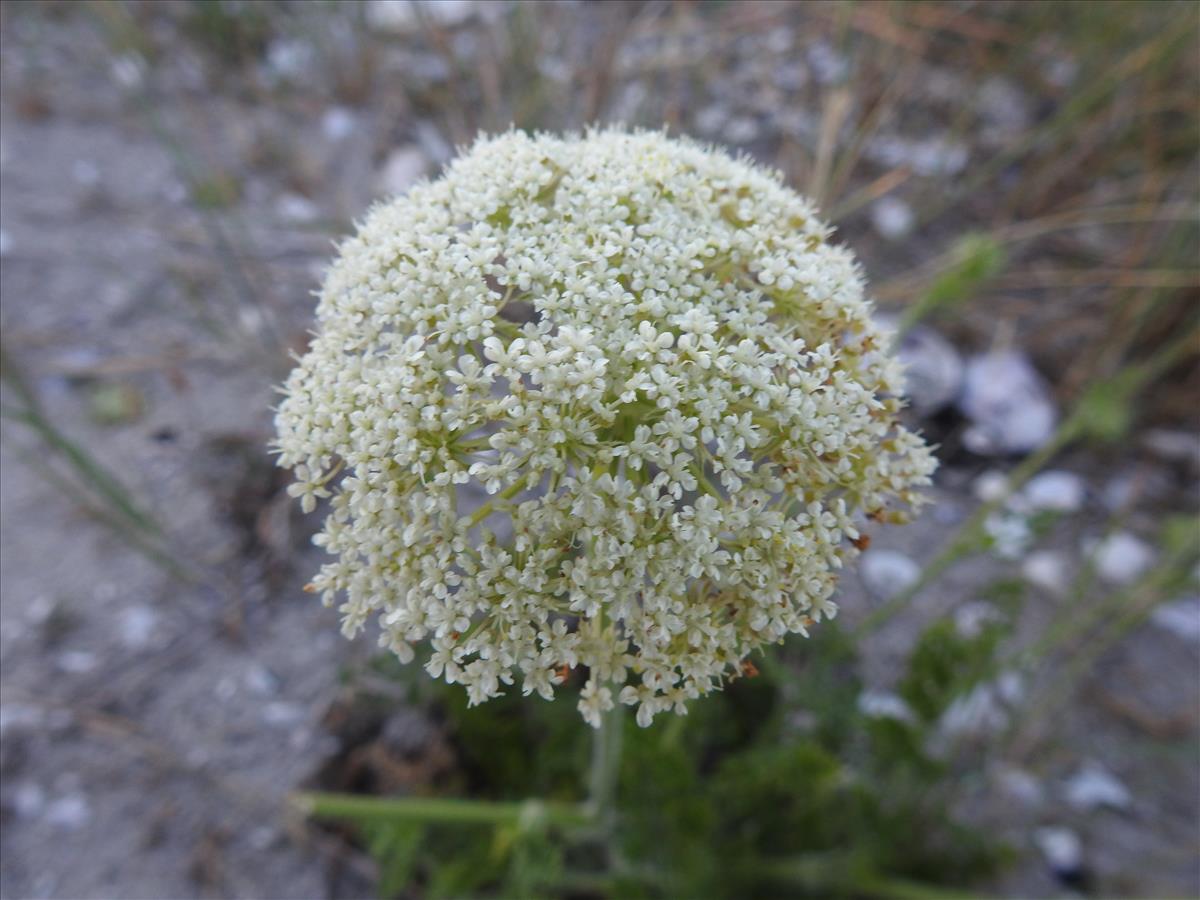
(694, 105, 727, 135)
(1022, 550, 1071, 596)
(377, 145, 428, 197)
(244, 664, 280, 696)
(117, 606, 158, 649)
(56, 651, 98, 674)
(71, 159, 100, 188)
(994, 766, 1043, 808)
(807, 40, 848, 83)
(321, 107, 356, 143)
(954, 601, 1001, 639)
(859, 549, 921, 600)
(1064, 761, 1131, 812)
(725, 116, 760, 145)
(938, 683, 1008, 741)
(985, 511, 1032, 559)
(110, 54, 145, 89)
(277, 193, 320, 224)
(1091, 531, 1154, 585)
(870, 196, 914, 241)
(857, 690, 915, 723)
(12, 783, 46, 819)
(960, 351, 1057, 455)
(1022, 470, 1086, 513)
(0, 704, 44, 738)
(972, 470, 1010, 503)
(995, 670, 1024, 705)
(44, 794, 91, 830)
(1150, 596, 1200, 643)
(215, 676, 238, 702)
(895, 325, 964, 415)
(264, 702, 304, 726)
(1034, 826, 1083, 874)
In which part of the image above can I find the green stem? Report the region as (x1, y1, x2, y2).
(586, 699, 623, 831)
(296, 792, 591, 829)
(465, 478, 526, 530)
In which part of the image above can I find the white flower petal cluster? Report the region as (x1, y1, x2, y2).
(275, 128, 935, 727)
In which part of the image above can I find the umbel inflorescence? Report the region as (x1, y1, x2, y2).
(275, 128, 935, 728)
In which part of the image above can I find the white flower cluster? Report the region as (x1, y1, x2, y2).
(275, 129, 935, 727)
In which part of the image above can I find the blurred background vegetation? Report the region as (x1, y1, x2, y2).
(0, 2, 1197, 898)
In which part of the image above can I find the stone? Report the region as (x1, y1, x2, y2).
(1063, 761, 1131, 812)
(856, 690, 915, 723)
(1034, 826, 1083, 878)
(117, 606, 158, 649)
(1021, 550, 1071, 596)
(984, 510, 1032, 559)
(263, 702, 304, 727)
(71, 159, 100, 188)
(953, 601, 1001, 639)
(959, 351, 1057, 455)
(44, 793, 91, 830)
(867, 135, 969, 177)
(277, 193, 320, 224)
(896, 325, 964, 415)
(366, 0, 475, 32)
(1022, 470, 1086, 513)
(414, 121, 452, 164)
(1150, 596, 1200, 643)
(994, 765, 1044, 808)
(12, 782, 46, 819)
(859, 549, 921, 600)
(725, 116, 760, 145)
(1141, 428, 1200, 472)
(972, 469, 1010, 503)
(244, 664, 281, 696)
(321, 107, 357, 143)
(377, 146, 428, 197)
(56, 650, 98, 674)
(264, 38, 315, 83)
(870, 196, 915, 241)
(806, 40, 848, 83)
(939, 682, 1008, 740)
(0, 704, 44, 739)
(1090, 531, 1154, 585)
(938, 672, 1022, 743)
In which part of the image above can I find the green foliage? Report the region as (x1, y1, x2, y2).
(899, 235, 1005, 334)
(899, 620, 1004, 725)
(364, 822, 423, 899)
(1074, 368, 1141, 444)
(190, 172, 242, 210)
(181, 0, 274, 66)
(322, 621, 1009, 898)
